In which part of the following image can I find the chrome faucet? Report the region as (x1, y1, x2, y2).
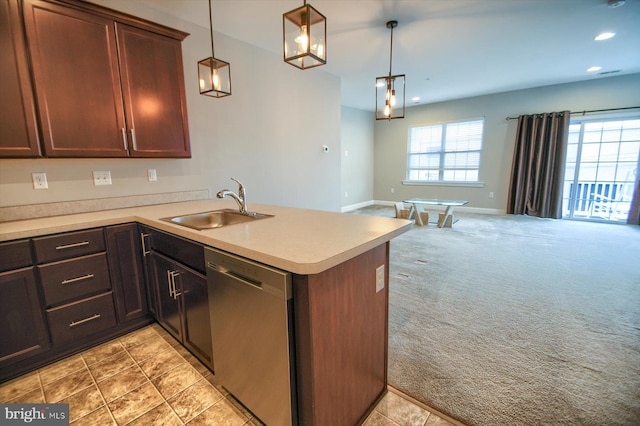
(217, 178, 248, 214)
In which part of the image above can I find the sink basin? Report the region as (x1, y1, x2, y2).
(161, 209, 273, 230)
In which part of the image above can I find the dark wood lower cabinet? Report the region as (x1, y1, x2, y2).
(150, 251, 213, 370)
(0, 267, 50, 365)
(180, 264, 212, 367)
(0, 225, 153, 383)
(106, 224, 147, 322)
(293, 243, 389, 426)
(151, 253, 182, 340)
(140, 225, 212, 370)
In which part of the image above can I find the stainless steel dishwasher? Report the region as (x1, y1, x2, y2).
(205, 247, 297, 426)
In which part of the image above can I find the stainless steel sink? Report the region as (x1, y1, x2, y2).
(161, 209, 273, 230)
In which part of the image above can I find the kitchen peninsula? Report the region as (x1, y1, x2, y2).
(0, 200, 411, 425)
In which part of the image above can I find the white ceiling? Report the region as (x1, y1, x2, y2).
(137, 0, 640, 111)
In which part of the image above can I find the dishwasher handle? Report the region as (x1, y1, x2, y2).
(205, 248, 292, 300)
(208, 262, 262, 290)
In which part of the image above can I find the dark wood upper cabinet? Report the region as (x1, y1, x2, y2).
(116, 23, 191, 158)
(0, 0, 41, 157)
(19, 0, 190, 158)
(23, 0, 128, 157)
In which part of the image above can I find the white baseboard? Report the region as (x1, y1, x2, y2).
(341, 200, 375, 212)
(460, 206, 506, 215)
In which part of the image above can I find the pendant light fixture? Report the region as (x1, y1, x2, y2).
(283, 0, 326, 69)
(198, 0, 231, 97)
(376, 20, 405, 120)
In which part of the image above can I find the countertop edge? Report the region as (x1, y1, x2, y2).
(0, 201, 412, 274)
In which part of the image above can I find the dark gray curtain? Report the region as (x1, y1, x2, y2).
(507, 111, 569, 218)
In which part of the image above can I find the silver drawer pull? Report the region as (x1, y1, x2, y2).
(55, 241, 90, 250)
(69, 314, 101, 327)
(140, 233, 150, 255)
(61, 274, 94, 285)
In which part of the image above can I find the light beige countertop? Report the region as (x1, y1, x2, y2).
(0, 200, 412, 274)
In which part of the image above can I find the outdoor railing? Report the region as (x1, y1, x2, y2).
(563, 181, 631, 221)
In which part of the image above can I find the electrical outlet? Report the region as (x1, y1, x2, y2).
(93, 171, 112, 186)
(376, 265, 385, 293)
(32, 172, 48, 189)
(391, 188, 395, 193)
(345, 191, 348, 198)
(147, 169, 157, 181)
(489, 191, 495, 199)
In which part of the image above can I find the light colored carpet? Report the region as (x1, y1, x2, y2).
(354, 206, 640, 426)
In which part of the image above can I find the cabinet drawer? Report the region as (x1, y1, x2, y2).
(0, 240, 33, 272)
(39, 253, 111, 307)
(33, 229, 105, 263)
(47, 292, 116, 346)
(148, 229, 205, 273)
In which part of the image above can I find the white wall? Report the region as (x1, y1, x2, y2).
(340, 106, 374, 208)
(373, 73, 640, 211)
(0, 0, 342, 212)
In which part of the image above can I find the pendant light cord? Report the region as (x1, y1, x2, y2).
(208, 0, 215, 58)
(388, 25, 393, 77)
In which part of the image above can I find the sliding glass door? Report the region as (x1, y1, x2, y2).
(563, 117, 640, 222)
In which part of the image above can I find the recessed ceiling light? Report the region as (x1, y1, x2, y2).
(411, 97, 420, 102)
(587, 66, 602, 72)
(595, 32, 615, 41)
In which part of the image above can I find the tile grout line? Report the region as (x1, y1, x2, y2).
(115, 328, 180, 426)
(35, 369, 45, 405)
(79, 348, 118, 425)
(121, 327, 187, 425)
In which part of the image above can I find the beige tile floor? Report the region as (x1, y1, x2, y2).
(0, 324, 457, 426)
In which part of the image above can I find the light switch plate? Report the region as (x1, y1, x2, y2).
(93, 171, 112, 185)
(376, 265, 385, 293)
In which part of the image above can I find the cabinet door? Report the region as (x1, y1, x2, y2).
(116, 23, 191, 158)
(138, 227, 157, 317)
(22, 0, 128, 157)
(178, 265, 213, 369)
(106, 224, 148, 323)
(0, 0, 40, 157)
(151, 253, 182, 341)
(0, 267, 50, 364)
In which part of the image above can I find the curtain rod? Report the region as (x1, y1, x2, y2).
(505, 106, 640, 121)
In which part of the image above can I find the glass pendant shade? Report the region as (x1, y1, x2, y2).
(198, 57, 231, 98)
(198, 0, 231, 98)
(375, 74, 405, 120)
(376, 20, 405, 120)
(283, 3, 326, 69)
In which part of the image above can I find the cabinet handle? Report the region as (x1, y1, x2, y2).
(69, 314, 101, 328)
(55, 241, 89, 250)
(167, 270, 175, 297)
(131, 128, 138, 151)
(169, 270, 181, 299)
(140, 233, 150, 255)
(122, 128, 129, 150)
(61, 274, 94, 285)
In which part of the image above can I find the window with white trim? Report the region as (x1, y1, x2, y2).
(406, 118, 484, 182)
